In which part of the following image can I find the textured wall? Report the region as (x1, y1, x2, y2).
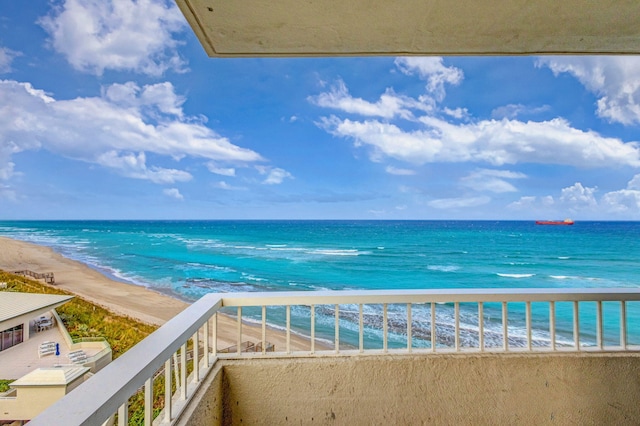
(179, 353, 640, 425)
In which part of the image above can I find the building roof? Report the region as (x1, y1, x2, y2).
(0, 292, 73, 323)
(10, 367, 90, 387)
(176, 0, 640, 57)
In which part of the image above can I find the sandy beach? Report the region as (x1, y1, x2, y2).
(0, 236, 321, 351)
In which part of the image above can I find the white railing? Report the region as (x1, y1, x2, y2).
(29, 288, 640, 425)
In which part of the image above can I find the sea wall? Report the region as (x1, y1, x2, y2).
(177, 353, 640, 425)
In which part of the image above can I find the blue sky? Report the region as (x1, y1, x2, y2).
(2, 1, 640, 220)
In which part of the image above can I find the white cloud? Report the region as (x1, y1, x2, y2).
(39, 0, 187, 76)
(626, 173, 640, 190)
(461, 169, 526, 193)
(0, 79, 264, 183)
(538, 56, 640, 125)
(600, 174, 640, 213)
(559, 182, 598, 208)
(214, 181, 246, 191)
(385, 166, 416, 176)
(601, 189, 640, 213)
(163, 187, 183, 200)
(308, 80, 428, 119)
(0, 46, 20, 74)
(257, 166, 293, 185)
(428, 196, 491, 209)
(319, 115, 640, 168)
(394, 57, 463, 102)
(443, 107, 469, 120)
(96, 151, 192, 184)
(206, 163, 236, 177)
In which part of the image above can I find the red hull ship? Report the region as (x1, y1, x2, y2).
(535, 219, 574, 225)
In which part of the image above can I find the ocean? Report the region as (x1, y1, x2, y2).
(1, 220, 639, 348)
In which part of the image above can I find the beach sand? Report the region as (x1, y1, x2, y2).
(0, 236, 321, 351)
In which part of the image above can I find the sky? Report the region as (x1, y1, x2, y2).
(1, 1, 640, 220)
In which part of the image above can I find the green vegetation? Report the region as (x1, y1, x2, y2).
(0, 379, 13, 393)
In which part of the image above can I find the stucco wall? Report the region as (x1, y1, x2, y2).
(178, 353, 640, 425)
(0, 386, 66, 421)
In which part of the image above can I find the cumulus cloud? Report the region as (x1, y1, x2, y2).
(559, 182, 598, 208)
(461, 169, 526, 193)
(319, 115, 640, 168)
(600, 174, 640, 213)
(538, 56, 640, 125)
(0, 46, 20, 74)
(428, 196, 491, 209)
(257, 166, 293, 185)
(0, 79, 264, 183)
(509, 183, 602, 215)
(163, 187, 183, 200)
(39, 0, 187, 76)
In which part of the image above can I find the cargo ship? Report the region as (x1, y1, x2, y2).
(535, 219, 574, 225)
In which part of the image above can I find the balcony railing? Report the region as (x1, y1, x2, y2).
(29, 288, 640, 425)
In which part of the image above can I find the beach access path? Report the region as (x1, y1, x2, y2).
(0, 236, 320, 351)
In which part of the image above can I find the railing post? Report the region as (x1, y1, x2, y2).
(359, 304, 364, 353)
(311, 304, 316, 354)
(596, 301, 603, 349)
(478, 302, 484, 352)
(212, 312, 218, 357)
(431, 302, 436, 352)
(407, 303, 412, 353)
(118, 402, 128, 426)
(203, 317, 210, 368)
(550, 301, 556, 351)
(502, 302, 508, 351)
(526, 301, 532, 351)
(573, 301, 580, 350)
(454, 302, 460, 352)
(286, 305, 291, 354)
(621, 301, 627, 349)
(193, 331, 200, 384)
(164, 358, 172, 423)
(236, 307, 242, 356)
(262, 305, 267, 354)
(335, 304, 340, 353)
(180, 343, 187, 400)
(383, 303, 388, 353)
(144, 377, 152, 426)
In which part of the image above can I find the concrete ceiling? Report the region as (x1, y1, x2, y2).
(175, 0, 640, 57)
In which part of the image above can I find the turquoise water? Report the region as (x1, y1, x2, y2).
(1, 220, 639, 347)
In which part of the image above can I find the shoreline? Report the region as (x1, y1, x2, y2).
(0, 236, 324, 351)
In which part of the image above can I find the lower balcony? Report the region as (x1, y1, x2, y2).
(28, 289, 640, 425)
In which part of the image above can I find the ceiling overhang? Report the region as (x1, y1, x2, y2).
(175, 0, 640, 57)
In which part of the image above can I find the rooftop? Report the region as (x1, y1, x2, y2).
(10, 366, 89, 387)
(0, 292, 73, 324)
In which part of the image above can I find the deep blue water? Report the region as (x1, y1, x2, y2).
(1, 220, 639, 347)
